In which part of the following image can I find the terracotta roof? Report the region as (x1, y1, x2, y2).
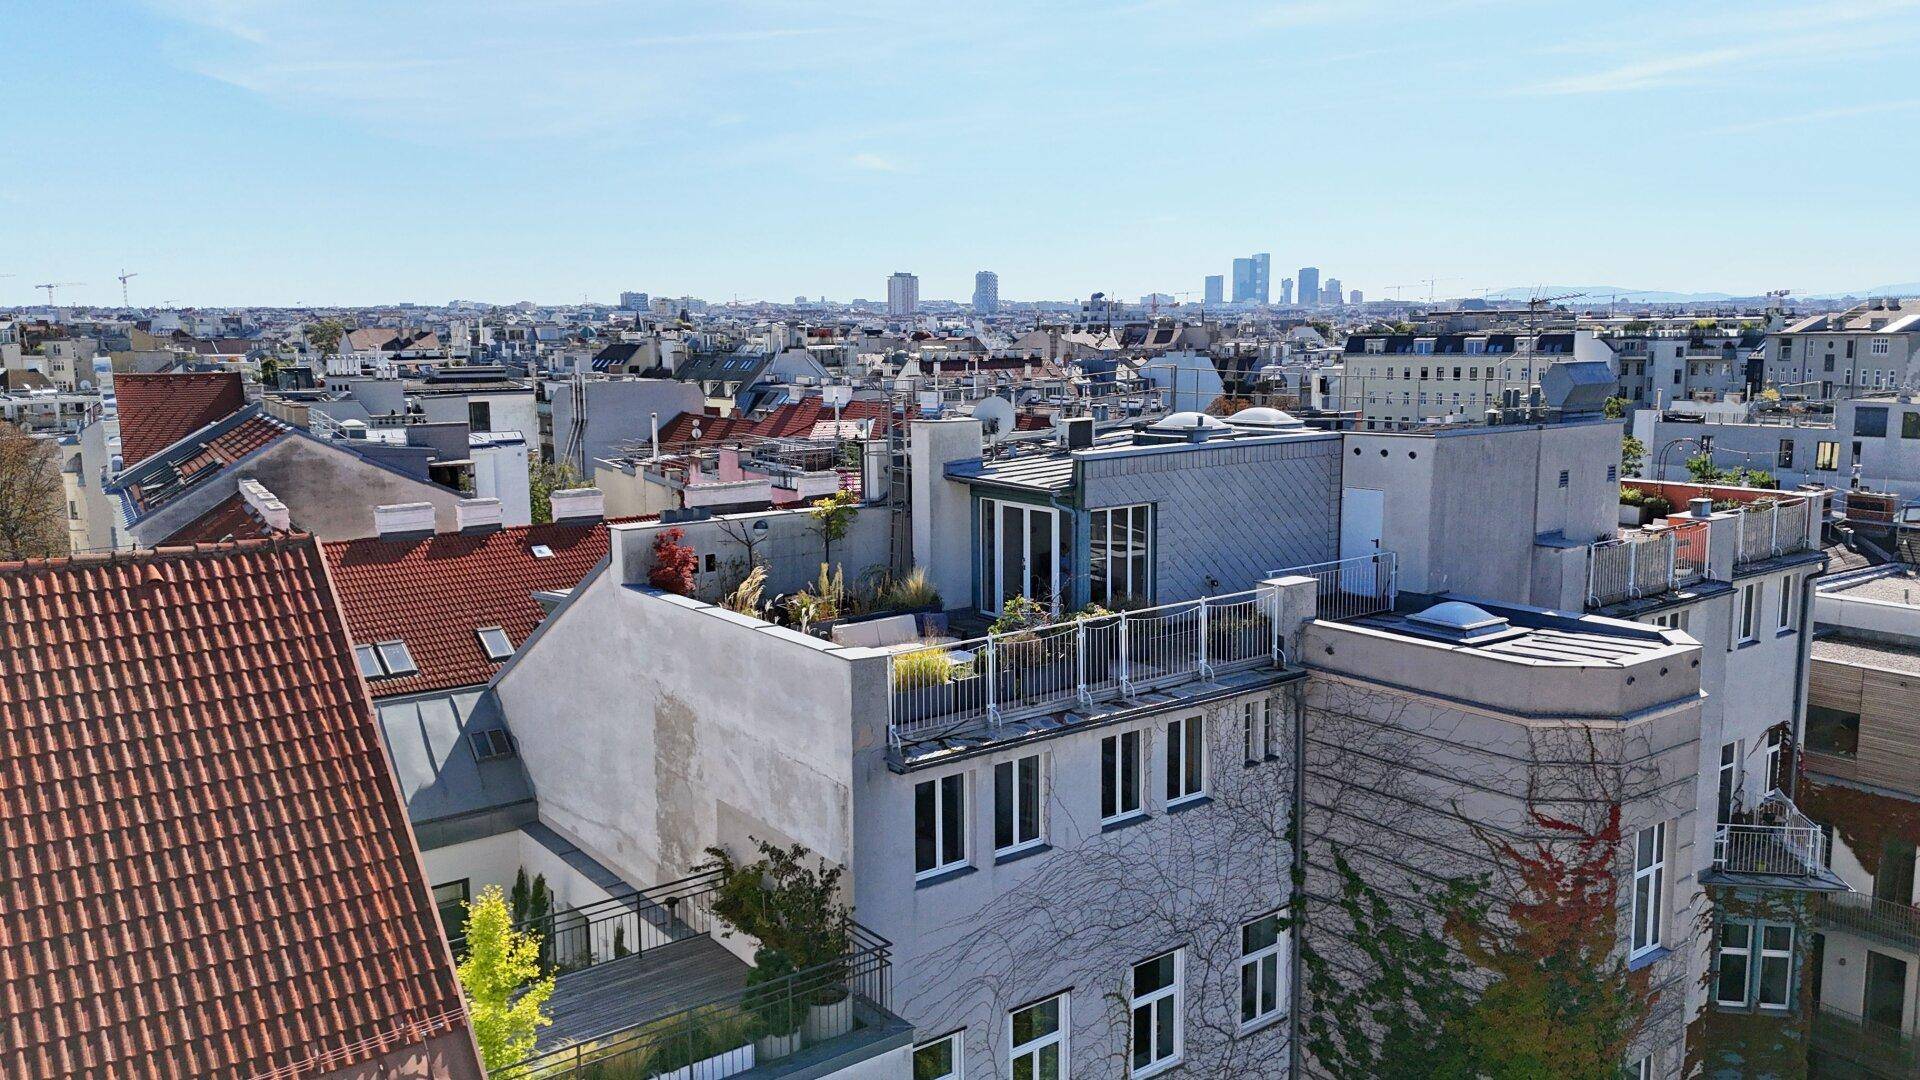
(0, 539, 475, 1079)
(112, 372, 247, 466)
(655, 397, 916, 452)
(123, 413, 293, 516)
(323, 521, 617, 697)
(161, 492, 289, 545)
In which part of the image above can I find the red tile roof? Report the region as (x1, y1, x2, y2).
(323, 521, 616, 697)
(0, 539, 476, 1080)
(161, 492, 289, 545)
(112, 372, 247, 466)
(656, 397, 915, 452)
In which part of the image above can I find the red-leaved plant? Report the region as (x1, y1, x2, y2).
(648, 528, 698, 595)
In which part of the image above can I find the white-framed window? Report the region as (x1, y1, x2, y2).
(915, 774, 968, 878)
(1777, 574, 1796, 632)
(1089, 504, 1152, 608)
(980, 499, 1062, 615)
(356, 639, 418, 679)
(913, 1031, 963, 1079)
(1131, 950, 1183, 1075)
(1762, 728, 1784, 792)
(1240, 913, 1285, 1029)
(1757, 923, 1794, 1009)
(1717, 741, 1742, 824)
(1101, 730, 1143, 824)
(1166, 716, 1206, 806)
(1243, 699, 1272, 764)
(1626, 1053, 1653, 1080)
(1649, 608, 1689, 632)
(1873, 337, 1892, 356)
(1733, 581, 1760, 646)
(1631, 822, 1666, 957)
(1009, 993, 1068, 1080)
(476, 625, 514, 661)
(994, 754, 1045, 855)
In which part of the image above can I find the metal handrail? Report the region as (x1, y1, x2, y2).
(447, 870, 724, 977)
(1711, 791, 1826, 877)
(1269, 551, 1398, 622)
(1817, 891, 1920, 946)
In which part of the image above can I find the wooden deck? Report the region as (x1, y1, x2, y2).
(536, 935, 751, 1052)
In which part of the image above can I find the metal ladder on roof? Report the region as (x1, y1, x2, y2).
(886, 387, 913, 577)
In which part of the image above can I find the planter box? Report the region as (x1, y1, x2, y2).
(653, 1043, 755, 1080)
(754, 1030, 803, 1062)
(1620, 503, 1651, 527)
(805, 997, 854, 1043)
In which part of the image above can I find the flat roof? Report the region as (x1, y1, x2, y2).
(1811, 632, 1920, 676)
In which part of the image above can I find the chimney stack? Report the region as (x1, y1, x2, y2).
(1690, 496, 1715, 519)
(237, 478, 291, 531)
(456, 497, 504, 534)
(550, 488, 605, 524)
(373, 502, 437, 540)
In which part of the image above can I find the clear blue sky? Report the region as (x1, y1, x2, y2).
(6, 0, 1918, 307)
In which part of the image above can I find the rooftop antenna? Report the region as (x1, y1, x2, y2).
(117, 269, 139, 307)
(34, 282, 84, 305)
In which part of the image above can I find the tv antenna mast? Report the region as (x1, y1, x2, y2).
(117, 270, 139, 307)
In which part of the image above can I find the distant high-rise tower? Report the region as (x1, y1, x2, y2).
(619, 291, 649, 311)
(1298, 267, 1321, 309)
(1230, 254, 1271, 303)
(973, 271, 1000, 314)
(1231, 258, 1254, 303)
(1252, 253, 1271, 304)
(1325, 278, 1343, 305)
(1281, 278, 1294, 306)
(1204, 275, 1224, 305)
(887, 272, 919, 318)
(1349, 289, 1364, 305)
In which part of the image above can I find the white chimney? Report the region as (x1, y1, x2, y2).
(374, 502, 437, 539)
(456, 497, 504, 533)
(237, 478, 292, 531)
(550, 487, 605, 524)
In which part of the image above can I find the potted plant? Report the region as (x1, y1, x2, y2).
(700, 841, 856, 1048)
(744, 949, 804, 1060)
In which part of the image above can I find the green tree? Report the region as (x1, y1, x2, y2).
(809, 489, 859, 569)
(1685, 453, 1726, 484)
(1621, 435, 1645, 478)
(1603, 396, 1628, 419)
(306, 318, 347, 357)
(527, 459, 580, 524)
(456, 884, 554, 1072)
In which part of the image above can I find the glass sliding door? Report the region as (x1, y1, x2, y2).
(1088, 504, 1152, 608)
(980, 499, 1060, 615)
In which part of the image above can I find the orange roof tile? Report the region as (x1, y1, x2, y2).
(0, 539, 477, 1079)
(322, 521, 616, 697)
(112, 372, 247, 466)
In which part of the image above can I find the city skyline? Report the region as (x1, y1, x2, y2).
(8, 0, 1920, 306)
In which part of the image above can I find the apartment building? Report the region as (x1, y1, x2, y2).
(1338, 330, 1610, 426)
(1768, 298, 1920, 396)
(1603, 326, 1757, 405)
(1632, 394, 1920, 505)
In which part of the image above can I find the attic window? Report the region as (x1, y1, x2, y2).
(476, 626, 514, 662)
(469, 729, 516, 762)
(376, 640, 418, 677)
(353, 644, 384, 680)
(530, 544, 555, 558)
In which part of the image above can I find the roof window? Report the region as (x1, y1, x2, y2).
(476, 626, 513, 662)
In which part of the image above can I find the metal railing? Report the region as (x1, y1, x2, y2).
(1816, 891, 1920, 947)
(1587, 521, 1710, 608)
(1711, 790, 1826, 878)
(1270, 551, 1398, 623)
(448, 870, 723, 978)
(1734, 497, 1813, 566)
(888, 588, 1280, 746)
(495, 923, 894, 1080)
(1812, 1000, 1920, 1077)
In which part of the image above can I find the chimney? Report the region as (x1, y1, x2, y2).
(550, 487, 605, 524)
(1059, 416, 1094, 450)
(1690, 496, 1715, 518)
(456, 497, 504, 534)
(374, 502, 437, 540)
(237, 478, 292, 531)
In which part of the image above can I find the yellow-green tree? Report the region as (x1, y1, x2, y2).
(456, 884, 554, 1072)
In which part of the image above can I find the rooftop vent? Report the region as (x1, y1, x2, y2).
(1225, 406, 1305, 430)
(1401, 601, 1524, 645)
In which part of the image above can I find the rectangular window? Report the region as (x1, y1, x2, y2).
(1102, 731, 1143, 823)
(1857, 406, 1889, 437)
(353, 643, 385, 679)
(1089, 504, 1152, 607)
(1777, 439, 1793, 470)
(915, 774, 968, 878)
(1131, 951, 1182, 1075)
(1716, 921, 1752, 1006)
(1904, 412, 1920, 440)
(377, 639, 418, 676)
(477, 626, 514, 661)
(1627, 1054, 1653, 1080)
(1757, 923, 1794, 1009)
(1631, 823, 1666, 957)
(1777, 575, 1795, 631)
(1873, 337, 1892, 356)
(913, 1032, 962, 1080)
(995, 755, 1044, 855)
(1167, 716, 1206, 805)
(1240, 914, 1285, 1028)
(1805, 704, 1861, 758)
(1717, 741, 1741, 824)
(1243, 699, 1272, 764)
(1734, 582, 1760, 645)
(1010, 994, 1067, 1080)
(1762, 728, 1784, 792)
(433, 879, 470, 938)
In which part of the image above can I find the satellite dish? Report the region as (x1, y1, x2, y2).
(973, 396, 1016, 442)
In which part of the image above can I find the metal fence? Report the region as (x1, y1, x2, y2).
(888, 589, 1280, 746)
(1812, 1000, 1920, 1077)
(1734, 497, 1814, 566)
(1817, 890, 1920, 948)
(495, 923, 894, 1080)
(1711, 791, 1826, 878)
(448, 870, 722, 978)
(1588, 531, 1677, 608)
(1269, 552, 1398, 623)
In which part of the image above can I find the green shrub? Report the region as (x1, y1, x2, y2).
(892, 647, 960, 690)
(638, 1005, 753, 1073)
(878, 567, 941, 611)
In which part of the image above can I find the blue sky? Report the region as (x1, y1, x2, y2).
(5, 0, 1919, 306)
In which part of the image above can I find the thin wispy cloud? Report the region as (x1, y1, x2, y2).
(1711, 98, 1920, 135)
(850, 153, 906, 173)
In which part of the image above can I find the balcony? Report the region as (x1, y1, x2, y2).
(1705, 790, 1849, 891)
(1269, 551, 1398, 622)
(1734, 497, 1814, 567)
(888, 587, 1283, 749)
(1813, 1000, 1920, 1078)
(1816, 891, 1920, 950)
(1587, 521, 1709, 607)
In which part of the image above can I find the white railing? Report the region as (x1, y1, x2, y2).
(1712, 790, 1827, 878)
(1734, 497, 1813, 566)
(1671, 519, 1709, 585)
(1269, 552, 1398, 622)
(888, 589, 1280, 746)
(1588, 531, 1676, 607)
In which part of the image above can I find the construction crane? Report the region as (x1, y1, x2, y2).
(117, 270, 139, 307)
(34, 282, 84, 305)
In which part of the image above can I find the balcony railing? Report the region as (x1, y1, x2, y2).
(448, 870, 723, 977)
(1587, 520, 1710, 608)
(888, 588, 1280, 747)
(1269, 551, 1397, 622)
(494, 923, 894, 1080)
(1711, 790, 1827, 878)
(1813, 1000, 1920, 1077)
(1817, 890, 1920, 948)
(1735, 497, 1813, 566)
